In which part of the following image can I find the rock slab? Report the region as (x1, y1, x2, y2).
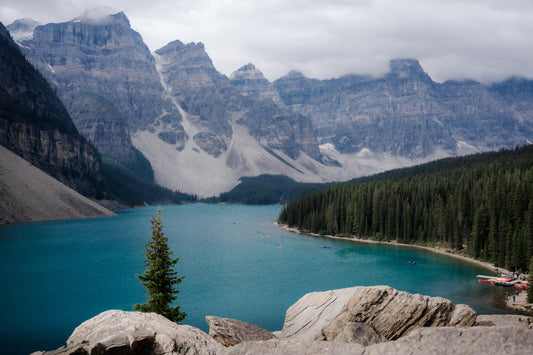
(281, 285, 477, 342)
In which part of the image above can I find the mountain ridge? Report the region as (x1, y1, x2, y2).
(7, 12, 533, 197)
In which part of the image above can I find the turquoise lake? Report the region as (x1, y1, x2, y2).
(0, 204, 511, 354)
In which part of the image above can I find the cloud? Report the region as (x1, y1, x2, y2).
(2, 0, 533, 83)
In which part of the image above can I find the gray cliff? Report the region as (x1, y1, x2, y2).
(0, 22, 101, 196)
(10, 12, 184, 162)
(270, 58, 532, 158)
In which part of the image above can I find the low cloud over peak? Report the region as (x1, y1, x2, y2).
(2, 0, 533, 83)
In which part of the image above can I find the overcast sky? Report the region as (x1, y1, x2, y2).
(1, 0, 533, 83)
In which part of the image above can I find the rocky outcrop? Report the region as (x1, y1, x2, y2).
(280, 286, 476, 343)
(56, 310, 224, 355)
(34, 288, 533, 355)
(205, 316, 276, 347)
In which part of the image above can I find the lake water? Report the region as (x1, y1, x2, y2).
(0, 204, 511, 354)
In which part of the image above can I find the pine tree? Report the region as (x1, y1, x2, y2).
(133, 209, 186, 322)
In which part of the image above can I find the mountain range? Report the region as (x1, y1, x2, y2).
(6, 10, 533, 197)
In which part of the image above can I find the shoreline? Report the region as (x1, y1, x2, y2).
(275, 222, 532, 315)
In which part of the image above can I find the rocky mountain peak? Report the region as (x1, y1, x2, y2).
(229, 63, 283, 104)
(388, 58, 430, 81)
(6, 18, 40, 42)
(230, 63, 267, 81)
(31, 11, 144, 50)
(156, 40, 213, 70)
(286, 70, 307, 79)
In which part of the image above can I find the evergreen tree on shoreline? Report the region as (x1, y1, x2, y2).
(133, 209, 186, 322)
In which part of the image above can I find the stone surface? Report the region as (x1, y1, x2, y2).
(315, 321, 385, 345)
(280, 286, 362, 340)
(281, 286, 477, 342)
(365, 325, 533, 355)
(474, 314, 533, 329)
(220, 339, 365, 355)
(67, 310, 223, 355)
(206, 316, 277, 347)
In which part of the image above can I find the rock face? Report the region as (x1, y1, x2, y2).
(10, 12, 326, 197)
(271, 59, 532, 158)
(229, 63, 283, 104)
(280, 286, 477, 342)
(10, 11, 183, 162)
(205, 316, 276, 347)
(154, 39, 321, 161)
(0, 21, 101, 196)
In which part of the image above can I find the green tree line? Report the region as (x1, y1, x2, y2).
(279, 145, 533, 273)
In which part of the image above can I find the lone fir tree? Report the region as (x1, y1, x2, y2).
(133, 209, 186, 322)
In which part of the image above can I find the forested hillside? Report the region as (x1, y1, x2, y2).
(279, 145, 533, 272)
(206, 175, 331, 205)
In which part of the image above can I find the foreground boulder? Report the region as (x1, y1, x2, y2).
(61, 310, 223, 354)
(206, 316, 277, 346)
(281, 285, 477, 342)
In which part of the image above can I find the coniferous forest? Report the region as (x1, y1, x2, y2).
(278, 145, 533, 273)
